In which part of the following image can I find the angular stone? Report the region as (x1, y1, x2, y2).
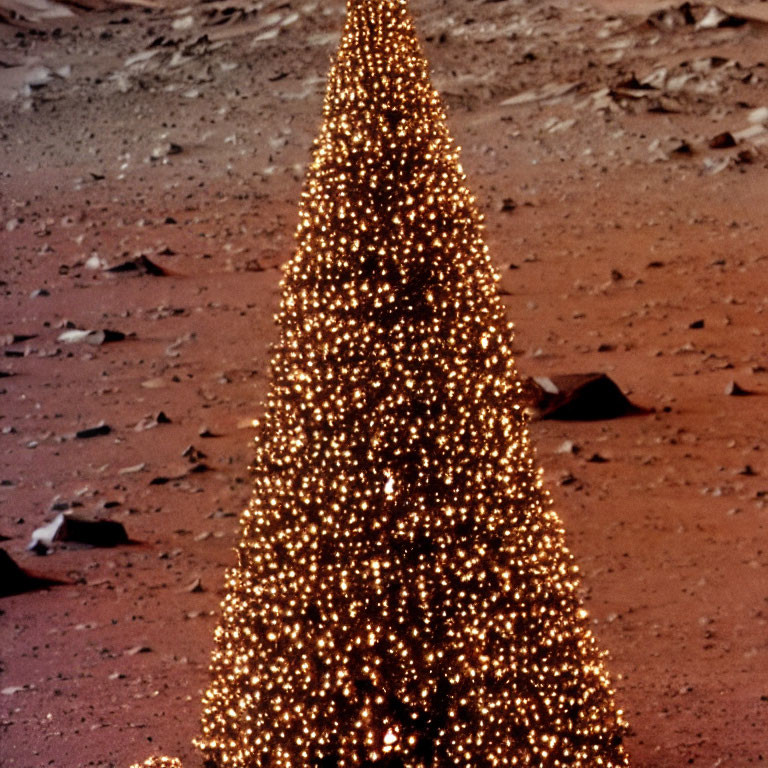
(1, 549, 33, 597)
(75, 423, 112, 439)
(58, 329, 126, 345)
(105, 255, 167, 276)
(709, 132, 736, 149)
(725, 380, 751, 396)
(526, 373, 644, 421)
(696, 6, 747, 29)
(30, 514, 129, 549)
(0, 549, 55, 597)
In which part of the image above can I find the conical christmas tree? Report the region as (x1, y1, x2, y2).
(134, 1, 629, 766)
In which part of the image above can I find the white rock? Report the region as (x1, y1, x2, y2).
(260, 11, 284, 26)
(642, 68, 668, 89)
(253, 27, 281, 42)
(702, 157, 730, 175)
(57, 329, 92, 344)
(748, 106, 768, 125)
(169, 51, 189, 68)
(9, 0, 72, 20)
(124, 50, 159, 68)
(501, 82, 580, 107)
(171, 15, 194, 30)
(30, 514, 65, 548)
(696, 7, 730, 29)
(733, 124, 766, 141)
(666, 73, 695, 93)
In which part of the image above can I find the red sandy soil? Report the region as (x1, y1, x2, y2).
(1, 0, 767, 766)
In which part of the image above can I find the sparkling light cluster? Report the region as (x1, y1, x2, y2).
(138, 1, 629, 766)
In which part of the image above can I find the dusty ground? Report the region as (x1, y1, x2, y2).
(1, 0, 767, 766)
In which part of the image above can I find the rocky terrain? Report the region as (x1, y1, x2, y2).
(1, 0, 767, 766)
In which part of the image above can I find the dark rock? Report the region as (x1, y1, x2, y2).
(84, 329, 126, 345)
(525, 373, 644, 421)
(30, 514, 129, 550)
(28, 540, 50, 556)
(614, 75, 655, 92)
(58, 328, 126, 346)
(709, 132, 736, 149)
(185, 577, 204, 593)
(125, 645, 152, 656)
(182, 445, 207, 463)
(725, 380, 751, 396)
(105, 254, 167, 276)
(689, 319, 705, 329)
(1, 334, 37, 345)
(134, 411, 171, 431)
(0, 549, 57, 597)
(646, 3, 696, 29)
(696, 6, 748, 29)
(645, 3, 749, 31)
(150, 475, 179, 485)
(1, 549, 35, 596)
(75, 423, 112, 439)
(50, 500, 83, 512)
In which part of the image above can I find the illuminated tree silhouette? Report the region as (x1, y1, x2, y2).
(134, 1, 629, 766)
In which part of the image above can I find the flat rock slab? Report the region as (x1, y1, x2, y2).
(525, 373, 645, 421)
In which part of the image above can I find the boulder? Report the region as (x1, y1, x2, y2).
(524, 373, 644, 421)
(30, 513, 129, 551)
(0, 549, 53, 597)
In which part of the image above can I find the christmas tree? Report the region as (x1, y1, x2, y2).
(134, 1, 629, 766)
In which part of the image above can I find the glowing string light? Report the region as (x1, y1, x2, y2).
(131, 1, 630, 767)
